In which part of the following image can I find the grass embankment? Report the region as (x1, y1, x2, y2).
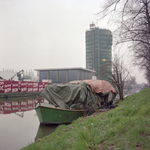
(24, 88, 150, 150)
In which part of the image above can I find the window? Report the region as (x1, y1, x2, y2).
(68, 70, 77, 82)
(49, 71, 57, 83)
(58, 70, 66, 83)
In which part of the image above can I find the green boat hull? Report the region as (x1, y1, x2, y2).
(35, 104, 86, 124)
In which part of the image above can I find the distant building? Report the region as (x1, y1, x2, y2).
(35, 67, 95, 83)
(86, 23, 112, 79)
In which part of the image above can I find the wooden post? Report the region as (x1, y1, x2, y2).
(47, 71, 49, 79)
(66, 70, 68, 83)
(57, 71, 59, 83)
(77, 70, 79, 80)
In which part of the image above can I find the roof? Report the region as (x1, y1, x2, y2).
(34, 67, 96, 73)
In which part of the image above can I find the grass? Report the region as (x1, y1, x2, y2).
(23, 88, 150, 150)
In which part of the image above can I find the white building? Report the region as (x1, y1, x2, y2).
(0, 71, 18, 81)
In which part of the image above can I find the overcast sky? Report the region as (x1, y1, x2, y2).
(0, 0, 147, 83)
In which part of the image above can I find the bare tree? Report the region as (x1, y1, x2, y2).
(99, 52, 130, 100)
(97, 0, 150, 83)
(145, 61, 150, 84)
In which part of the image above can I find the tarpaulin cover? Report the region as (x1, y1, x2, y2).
(41, 82, 97, 110)
(70, 80, 117, 94)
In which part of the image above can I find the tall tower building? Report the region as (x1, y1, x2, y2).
(86, 23, 112, 79)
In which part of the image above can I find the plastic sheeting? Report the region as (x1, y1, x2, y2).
(70, 80, 117, 94)
(41, 82, 97, 110)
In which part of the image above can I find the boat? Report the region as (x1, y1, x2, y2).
(35, 80, 117, 124)
(35, 103, 86, 124)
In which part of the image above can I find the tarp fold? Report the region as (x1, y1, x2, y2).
(41, 82, 97, 110)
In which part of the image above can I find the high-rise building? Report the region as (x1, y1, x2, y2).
(86, 23, 112, 79)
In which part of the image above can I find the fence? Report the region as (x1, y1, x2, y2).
(0, 81, 48, 93)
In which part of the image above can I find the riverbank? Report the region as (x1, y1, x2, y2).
(23, 88, 150, 150)
(0, 91, 41, 99)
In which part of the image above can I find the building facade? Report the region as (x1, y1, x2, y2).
(86, 23, 112, 79)
(35, 67, 95, 83)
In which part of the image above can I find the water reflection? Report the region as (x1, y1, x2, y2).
(0, 97, 58, 150)
(0, 97, 43, 115)
(35, 124, 58, 142)
(0, 96, 39, 149)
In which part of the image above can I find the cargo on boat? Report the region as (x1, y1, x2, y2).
(35, 80, 117, 124)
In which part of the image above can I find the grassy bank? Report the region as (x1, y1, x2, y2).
(23, 88, 150, 150)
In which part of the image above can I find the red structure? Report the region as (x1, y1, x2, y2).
(0, 81, 48, 93)
(12, 81, 19, 93)
(0, 81, 11, 93)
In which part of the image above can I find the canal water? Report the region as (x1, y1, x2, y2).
(0, 97, 58, 150)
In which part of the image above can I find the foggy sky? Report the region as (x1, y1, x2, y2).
(0, 0, 146, 83)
